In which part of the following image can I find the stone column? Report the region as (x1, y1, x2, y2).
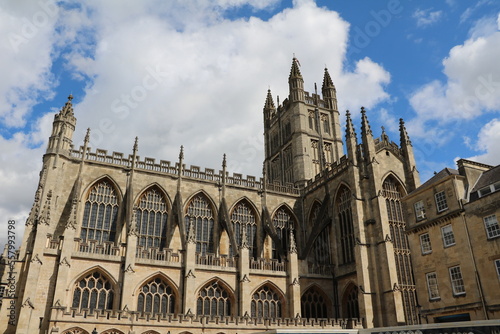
(287, 229, 301, 318)
(182, 219, 197, 314)
(238, 228, 251, 316)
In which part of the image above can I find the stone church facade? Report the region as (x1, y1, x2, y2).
(1, 59, 422, 334)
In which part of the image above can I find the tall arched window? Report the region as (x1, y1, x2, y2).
(343, 285, 359, 319)
(251, 285, 282, 319)
(272, 207, 294, 259)
(185, 194, 215, 255)
(230, 201, 257, 258)
(196, 281, 232, 317)
(308, 202, 332, 265)
(136, 187, 168, 249)
(301, 286, 328, 319)
(137, 277, 175, 315)
(81, 180, 119, 243)
(382, 176, 418, 325)
(72, 271, 114, 311)
(336, 186, 354, 264)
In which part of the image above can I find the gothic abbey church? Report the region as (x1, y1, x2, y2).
(2, 58, 421, 334)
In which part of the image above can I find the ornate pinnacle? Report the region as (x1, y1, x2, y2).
(289, 228, 297, 254)
(322, 67, 334, 90)
(84, 128, 90, 144)
(264, 89, 275, 110)
(133, 137, 139, 154)
(187, 218, 196, 243)
(360, 107, 372, 136)
(240, 227, 249, 249)
(179, 145, 184, 161)
(399, 118, 412, 146)
(289, 57, 302, 79)
(60, 94, 74, 116)
(222, 153, 227, 168)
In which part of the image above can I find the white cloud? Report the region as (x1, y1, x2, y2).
(413, 8, 443, 27)
(466, 118, 500, 166)
(408, 18, 500, 142)
(0, 1, 392, 247)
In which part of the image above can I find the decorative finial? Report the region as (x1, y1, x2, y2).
(133, 136, 138, 153)
(84, 128, 90, 144)
(179, 145, 184, 161)
(68, 94, 73, 101)
(187, 218, 196, 243)
(289, 228, 297, 254)
(222, 153, 227, 168)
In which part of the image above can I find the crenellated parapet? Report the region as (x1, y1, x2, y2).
(48, 307, 363, 333)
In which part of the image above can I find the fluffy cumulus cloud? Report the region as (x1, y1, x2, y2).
(407, 15, 500, 150)
(466, 118, 500, 166)
(0, 0, 391, 246)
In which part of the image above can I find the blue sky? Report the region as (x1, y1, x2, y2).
(1, 0, 500, 247)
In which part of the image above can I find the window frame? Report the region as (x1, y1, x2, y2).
(425, 272, 440, 300)
(420, 233, 432, 254)
(484, 214, 500, 239)
(435, 191, 448, 213)
(449, 265, 465, 296)
(441, 224, 455, 248)
(414, 200, 426, 221)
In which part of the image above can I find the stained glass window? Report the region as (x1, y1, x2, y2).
(72, 272, 113, 311)
(136, 188, 168, 249)
(185, 195, 214, 255)
(137, 277, 175, 315)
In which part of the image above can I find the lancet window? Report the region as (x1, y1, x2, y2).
(301, 286, 328, 319)
(308, 202, 332, 266)
(137, 277, 175, 315)
(185, 194, 215, 255)
(136, 187, 168, 250)
(382, 175, 418, 325)
(80, 180, 119, 243)
(344, 285, 359, 319)
(272, 207, 294, 259)
(230, 201, 257, 258)
(72, 271, 114, 311)
(251, 285, 282, 319)
(336, 186, 354, 264)
(196, 281, 232, 317)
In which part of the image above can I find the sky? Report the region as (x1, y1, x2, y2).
(1, 0, 500, 248)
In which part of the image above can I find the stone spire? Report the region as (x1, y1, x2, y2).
(345, 110, 358, 165)
(360, 107, 375, 161)
(322, 68, 338, 110)
(399, 118, 420, 191)
(60, 94, 74, 116)
(288, 57, 305, 102)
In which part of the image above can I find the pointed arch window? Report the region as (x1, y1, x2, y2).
(230, 201, 257, 258)
(81, 180, 119, 243)
(137, 277, 175, 315)
(136, 188, 168, 250)
(382, 175, 418, 325)
(336, 187, 354, 264)
(309, 202, 332, 266)
(72, 271, 114, 311)
(196, 281, 232, 317)
(272, 207, 294, 259)
(251, 285, 282, 319)
(301, 286, 328, 319)
(185, 195, 214, 255)
(343, 285, 359, 319)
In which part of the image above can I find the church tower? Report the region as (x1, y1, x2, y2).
(46, 94, 76, 156)
(263, 58, 343, 187)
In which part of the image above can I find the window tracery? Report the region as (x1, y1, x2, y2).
(185, 194, 214, 255)
(136, 188, 168, 249)
(230, 201, 257, 257)
(196, 281, 231, 317)
(272, 207, 294, 259)
(137, 277, 175, 315)
(251, 285, 282, 319)
(301, 286, 328, 319)
(81, 180, 119, 243)
(72, 271, 114, 311)
(336, 187, 354, 264)
(382, 176, 418, 325)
